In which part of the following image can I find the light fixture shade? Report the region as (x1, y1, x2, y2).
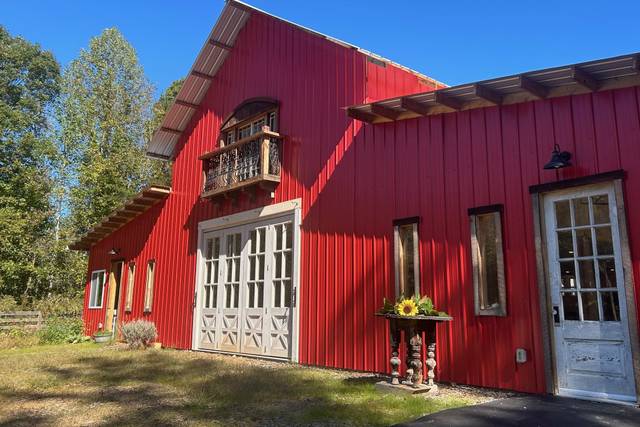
(107, 248, 119, 255)
(544, 144, 572, 170)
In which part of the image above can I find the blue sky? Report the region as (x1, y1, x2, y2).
(3, 0, 640, 98)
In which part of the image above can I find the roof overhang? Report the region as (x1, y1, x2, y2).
(147, 0, 445, 160)
(68, 186, 171, 251)
(347, 53, 640, 123)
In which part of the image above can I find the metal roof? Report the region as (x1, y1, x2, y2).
(146, 0, 445, 160)
(69, 186, 171, 251)
(347, 53, 640, 123)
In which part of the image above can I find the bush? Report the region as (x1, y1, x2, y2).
(121, 320, 157, 349)
(0, 328, 40, 350)
(38, 317, 84, 344)
(0, 296, 20, 312)
(33, 295, 84, 318)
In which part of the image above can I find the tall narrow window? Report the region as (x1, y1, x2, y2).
(469, 205, 506, 316)
(144, 260, 155, 313)
(124, 262, 135, 312)
(88, 270, 106, 308)
(394, 217, 420, 298)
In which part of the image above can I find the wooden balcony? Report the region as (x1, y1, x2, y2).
(199, 128, 282, 199)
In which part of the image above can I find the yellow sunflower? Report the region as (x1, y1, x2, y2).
(396, 299, 418, 317)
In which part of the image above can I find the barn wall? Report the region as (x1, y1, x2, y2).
(82, 8, 640, 395)
(82, 13, 435, 351)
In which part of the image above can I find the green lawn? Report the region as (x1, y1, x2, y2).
(0, 343, 479, 426)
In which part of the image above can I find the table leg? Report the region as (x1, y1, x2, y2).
(389, 320, 401, 385)
(425, 329, 437, 388)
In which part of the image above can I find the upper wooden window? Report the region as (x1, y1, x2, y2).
(143, 260, 156, 313)
(394, 217, 420, 298)
(220, 98, 278, 147)
(88, 270, 106, 309)
(469, 205, 507, 316)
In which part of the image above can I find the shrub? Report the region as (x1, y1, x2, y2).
(33, 295, 84, 319)
(0, 328, 40, 350)
(38, 317, 84, 344)
(0, 296, 20, 312)
(121, 320, 157, 349)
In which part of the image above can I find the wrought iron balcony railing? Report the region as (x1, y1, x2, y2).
(200, 127, 282, 198)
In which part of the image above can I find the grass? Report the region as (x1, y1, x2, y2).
(0, 343, 478, 426)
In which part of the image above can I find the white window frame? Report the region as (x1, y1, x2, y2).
(88, 269, 106, 309)
(143, 260, 155, 313)
(393, 217, 421, 298)
(469, 206, 507, 316)
(124, 262, 135, 312)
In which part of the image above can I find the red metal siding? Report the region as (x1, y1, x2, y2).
(82, 10, 640, 395)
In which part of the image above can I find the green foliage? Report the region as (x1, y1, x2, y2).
(121, 319, 157, 349)
(57, 27, 161, 236)
(0, 328, 40, 349)
(32, 294, 84, 318)
(0, 25, 61, 300)
(0, 295, 19, 312)
(38, 317, 84, 344)
(378, 293, 449, 317)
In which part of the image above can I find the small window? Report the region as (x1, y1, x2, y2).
(143, 260, 156, 313)
(124, 262, 135, 312)
(394, 218, 420, 298)
(469, 205, 506, 316)
(88, 270, 106, 308)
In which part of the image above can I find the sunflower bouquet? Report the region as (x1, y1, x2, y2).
(379, 294, 448, 317)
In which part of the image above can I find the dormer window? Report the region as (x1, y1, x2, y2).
(199, 98, 283, 199)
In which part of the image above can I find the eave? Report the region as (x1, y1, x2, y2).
(347, 53, 640, 124)
(68, 186, 171, 251)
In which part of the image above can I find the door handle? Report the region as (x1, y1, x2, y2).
(552, 305, 560, 325)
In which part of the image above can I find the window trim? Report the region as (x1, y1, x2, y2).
(124, 262, 135, 313)
(393, 217, 421, 298)
(469, 205, 507, 316)
(88, 269, 106, 309)
(143, 260, 156, 313)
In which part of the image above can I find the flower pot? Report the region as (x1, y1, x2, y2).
(94, 334, 111, 343)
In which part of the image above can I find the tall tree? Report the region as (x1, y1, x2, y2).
(0, 26, 60, 299)
(58, 28, 156, 235)
(145, 78, 183, 186)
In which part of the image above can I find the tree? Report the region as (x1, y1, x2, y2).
(0, 26, 60, 299)
(58, 28, 158, 236)
(144, 78, 183, 186)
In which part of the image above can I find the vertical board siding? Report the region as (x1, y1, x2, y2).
(82, 11, 640, 395)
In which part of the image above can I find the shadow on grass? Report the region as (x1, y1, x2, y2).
(0, 349, 463, 426)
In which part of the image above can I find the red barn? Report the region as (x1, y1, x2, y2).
(72, 0, 640, 404)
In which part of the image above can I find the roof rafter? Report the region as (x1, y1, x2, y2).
(570, 66, 599, 91)
(401, 97, 431, 116)
(347, 107, 378, 123)
(371, 103, 402, 120)
(517, 75, 549, 99)
(209, 39, 232, 50)
(174, 99, 200, 109)
(473, 84, 502, 105)
(191, 70, 215, 80)
(160, 127, 183, 135)
(435, 91, 463, 110)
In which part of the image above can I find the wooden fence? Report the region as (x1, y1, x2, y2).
(0, 311, 43, 330)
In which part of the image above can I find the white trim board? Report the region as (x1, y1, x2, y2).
(198, 199, 302, 232)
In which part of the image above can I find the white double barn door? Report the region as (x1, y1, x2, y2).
(196, 216, 295, 359)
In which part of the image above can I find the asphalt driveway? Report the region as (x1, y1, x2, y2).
(397, 395, 640, 427)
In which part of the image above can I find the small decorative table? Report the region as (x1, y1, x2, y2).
(376, 313, 452, 394)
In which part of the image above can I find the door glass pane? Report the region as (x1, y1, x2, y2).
(285, 223, 293, 249)
(206, 239, 213, 259)
(595, 227, 613, 255)
(560, 261, 576, 289)
(562, 292, 579, 320)
(601, 291, 620, 321)
(276, 225, 283, 250)
(578, 260, 596, 289)
(555, 200, 571, 228)
(591, 195, 610, 224)
(573, 198, 590, 226)
(259, 228, 266, 252)
(598, 258, 617, 288)
(274, 281, 281, 308)
(575, 228, 593, 257)
(581, 292, 599, 321)
(557, 230, 574, 258)
(284, 280, 292, 308)
(275, 252, 282, 278)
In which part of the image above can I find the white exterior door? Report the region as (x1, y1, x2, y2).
(544, 184, 637, 402)
(195, 214, 297, 360)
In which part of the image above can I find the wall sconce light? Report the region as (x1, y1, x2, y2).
(543, 144, 572, 170)
(107, 248, 120, 256)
